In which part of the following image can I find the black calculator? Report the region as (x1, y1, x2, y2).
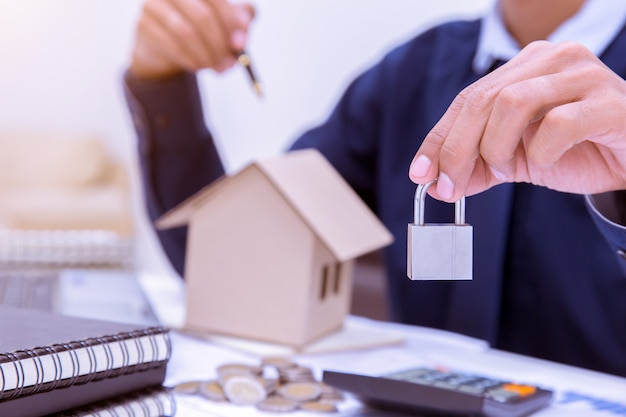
(322, 367, 553, 417)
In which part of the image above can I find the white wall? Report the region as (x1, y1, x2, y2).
(0, 0, 493, 276)
(203, 0, 494, 170)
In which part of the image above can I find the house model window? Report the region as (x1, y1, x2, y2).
(320, 262, 343, 301)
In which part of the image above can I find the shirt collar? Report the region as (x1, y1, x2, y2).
(473, 0, 626, 74)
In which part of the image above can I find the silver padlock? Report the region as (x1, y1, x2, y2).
(407, 179, 473, 280)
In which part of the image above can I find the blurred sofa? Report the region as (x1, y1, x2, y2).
(0, 133, 134, 267)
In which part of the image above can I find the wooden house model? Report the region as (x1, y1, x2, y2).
(157, 149, 392, 347)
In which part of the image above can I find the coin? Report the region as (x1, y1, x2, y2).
(318, 383, 345, 402)
(261, 357, 298, 370)
(299, 401, 338, 413)
(193, 359, 348, 412)
(279, 365, 316, 383)
(217, 363, 263, 377)
(222, 375, 268, 405)
(278, 382, 323, 402)
(172, 380, 203, 395)
(256, 395, 299, 413)
(217, 363, 263, 385)
(199, 380, 226, 402)
(319, 392, 345, 404)
(261, 377, 279, 394)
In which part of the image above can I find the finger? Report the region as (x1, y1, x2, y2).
(236, 3, 256, 20)
(231, 3, 256, 54)
(171, 0, 239, 70)
(409, 42, 553, 194)
(530, 102, 592, 166)
(430, 75, 504, 201)
(523, 102, 618, 192)
(171, 0, 225, 67)
(531, 64, 626, 164)
(526, 98, 626, 195)
(432, 45, 568, 200)
(480, 68, 595, 182)
(412, 41, 601, 200)
(408, 97, 465, 185)
(210, 1, 256, 49)
(140, 4, 198, 71)
(145, 0, 207, 69)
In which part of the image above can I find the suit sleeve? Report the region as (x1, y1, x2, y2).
(123, 71, 225, 277)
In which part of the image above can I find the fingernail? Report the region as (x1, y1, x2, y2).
(490, 166, 506, 181)
(231, 30, 246, 50)
(437, 172, 454, 200)
(409, 154, 431, 178)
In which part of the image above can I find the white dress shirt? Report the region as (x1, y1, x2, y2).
(473, 0, 626, 74)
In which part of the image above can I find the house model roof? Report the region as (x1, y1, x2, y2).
(157, 149, 393, 261)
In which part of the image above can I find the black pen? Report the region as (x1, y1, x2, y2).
(238, 51, 263, 97)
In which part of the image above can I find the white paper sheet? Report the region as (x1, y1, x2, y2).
(165, 320, 626, 417)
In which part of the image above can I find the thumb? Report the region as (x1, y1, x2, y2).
(225, 2, 256, 51)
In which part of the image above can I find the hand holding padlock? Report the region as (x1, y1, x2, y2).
(407, 179, 473, 280)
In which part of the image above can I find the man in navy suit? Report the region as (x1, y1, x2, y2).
(124, 0, 626, 376)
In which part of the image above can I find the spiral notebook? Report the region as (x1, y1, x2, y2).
(56, 387, 176, 417)
(0, 306, 171, 417)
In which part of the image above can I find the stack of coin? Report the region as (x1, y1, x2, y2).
(261, 357, 299, 371)
(173, 358, 345, 413)
(318, 384, 345, 404)
(277, 365, 317, 384)
(218, 363, 263, 378)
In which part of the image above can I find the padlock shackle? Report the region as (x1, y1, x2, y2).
(414, 179, 465, 225)
(455, 197, 466, 225)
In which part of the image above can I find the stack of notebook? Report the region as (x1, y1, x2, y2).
(0, 306, 172, 417)
(0, 229, 134, 269)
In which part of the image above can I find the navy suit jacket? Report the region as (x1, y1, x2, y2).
(125, 19, 626, 376)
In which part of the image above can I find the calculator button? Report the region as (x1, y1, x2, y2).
(457, 384, 486, 395)
(502, 383, 537, 397)
(486, 388, 521, 403)
(447, 375, 479, 386)
(468, 378, 503, 391)
(433, 380, 460, 390)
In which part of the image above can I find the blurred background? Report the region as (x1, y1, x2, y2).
(0, 0, 492, 279)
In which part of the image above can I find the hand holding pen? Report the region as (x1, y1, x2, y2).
(130, 0, 260, 95)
